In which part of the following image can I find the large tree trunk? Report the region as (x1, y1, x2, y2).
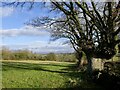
(76, 52, 83, 69)
(86, 54, 93, 78)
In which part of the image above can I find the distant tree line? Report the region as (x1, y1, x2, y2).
(1, 47, 41, 60)
(1, 47, 77, 62)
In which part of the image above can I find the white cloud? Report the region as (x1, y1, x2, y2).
(27, 40, 74, 53)
(0, 25, 73, 53)
(0, 6, 14, 17)
(0, 25, 50, 37)
(1, 40, 74, 53)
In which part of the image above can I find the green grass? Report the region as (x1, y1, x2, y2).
(2, 60, 102, 88)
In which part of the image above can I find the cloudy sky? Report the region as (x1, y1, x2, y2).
(0, 2, 74, 54)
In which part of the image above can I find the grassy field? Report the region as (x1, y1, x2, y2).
(1, 60, 102, 88)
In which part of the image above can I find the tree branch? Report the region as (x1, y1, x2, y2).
(75, 2, 94, 19)
(91, 2, 106, 29)
(51, 2, 70, 15)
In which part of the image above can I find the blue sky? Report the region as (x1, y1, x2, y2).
(0, 2, 74, 53)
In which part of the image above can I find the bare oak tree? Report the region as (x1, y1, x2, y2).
(3, 1, 120, 77)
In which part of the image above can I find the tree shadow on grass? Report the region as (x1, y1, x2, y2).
(2, 62, 87, 80)
(2, 61, 104, 89)
(2, 62, 70, 74)
(2, 62, 83, 82)
(2, 61, 82, 89)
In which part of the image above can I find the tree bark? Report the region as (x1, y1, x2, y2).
(76, 52, 83, 69)
(86, 54, 93, 78)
